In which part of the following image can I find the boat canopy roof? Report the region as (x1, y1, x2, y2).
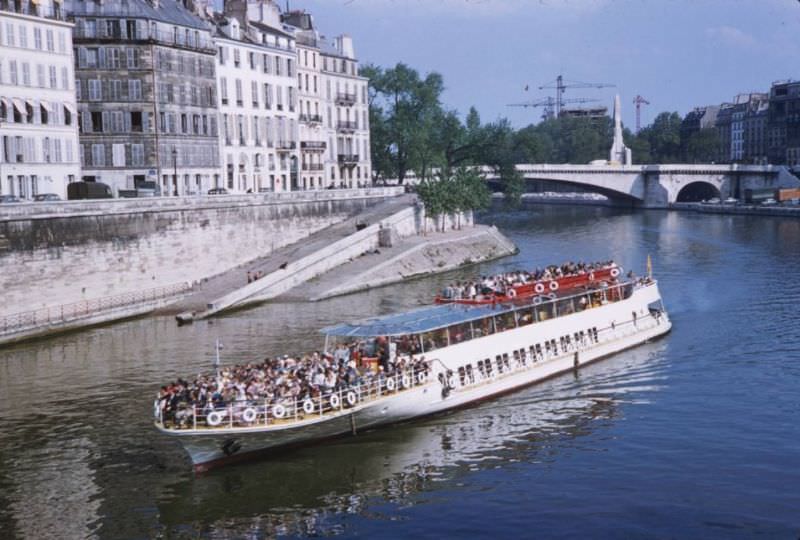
(321, 302, 516, 337)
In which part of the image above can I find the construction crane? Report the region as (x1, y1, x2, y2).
(508, 96, 599, 122)
(538, 75, 615, 118)
(632, 95, 650, 133)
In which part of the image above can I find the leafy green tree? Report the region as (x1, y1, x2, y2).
(684, 128, 721, 163)
(639, 112, 682, 162)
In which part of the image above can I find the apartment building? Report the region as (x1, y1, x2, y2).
(0, 0, 80, 199)
(69, 0, 220, 196)
(213, 0, 298, 192)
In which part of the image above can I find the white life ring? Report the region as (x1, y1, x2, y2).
(548, 293, 557, 300)
(534, 282, 545, 294)
(417, 371, 427, 384)
(589, 272, 595, 281)
(386, 377, 397, 392)
(507, 288, 517, 298)
(448, 376, 457, 388)
(533, 296, 542, 305)
(242, 407, 257, 423)
(610, 267, 621, 278)
(303, 399, 315, 414)
(401, 374, 412, 389)
(346, 390, 358, 406)
(549, 280, 559, 291)
(330, 393, 341, 409)
(535, 353, 544, 362)
(273, 404, 286, 419)
(206, 410, 224, 427)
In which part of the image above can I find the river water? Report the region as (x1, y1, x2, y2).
(1, 205, 799, 539)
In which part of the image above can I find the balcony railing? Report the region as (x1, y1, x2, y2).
(300, 141, 327, 152)
(276, 141, 297, 152)
(0, 1, 65, 21)
(336, 92, 357, 106)
(299, 114, 323, 125)
(302, 163, 324, 171)
(336, 121, 358, 132)
(72, 26, 215, 53)
(338, 154, 359, 165)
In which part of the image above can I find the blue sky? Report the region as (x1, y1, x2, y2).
(289, 0, 800, 129)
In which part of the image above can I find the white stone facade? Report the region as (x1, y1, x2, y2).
(214, 5, 299, 193)
(0, 1, 80, 199)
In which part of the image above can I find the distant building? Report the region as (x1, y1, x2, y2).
(743, 96, 768, 164)
(212, 0, 299, 193)
(0, 0, 80, 199)
(282, 8, 371, 188)
(69, 0, 221, 196)
(559, 106, 608, 120)
(767, 80, 800, 166)
(680, 105, 719, 144)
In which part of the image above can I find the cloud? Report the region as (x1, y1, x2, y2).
(705, 25, 757, 49)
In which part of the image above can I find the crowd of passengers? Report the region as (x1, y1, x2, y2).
(440, 260, 618, 300)
(156, 338, 430, 427)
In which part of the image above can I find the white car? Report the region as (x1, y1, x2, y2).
(762, 198, 777, 206)
(724, 197, 738, 204)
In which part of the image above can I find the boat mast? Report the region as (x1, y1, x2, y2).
(214, 339, 222, 380)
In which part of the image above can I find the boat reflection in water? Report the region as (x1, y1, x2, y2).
(156, 341, 668, 537)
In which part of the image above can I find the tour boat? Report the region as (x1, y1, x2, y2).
(433, 264, 622, 305)
(155, 275, 671, 472)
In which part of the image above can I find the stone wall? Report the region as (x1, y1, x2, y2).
(0, 188, 403, 319)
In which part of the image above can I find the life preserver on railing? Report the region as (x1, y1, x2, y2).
(303, 399, 315, 414)
(610, 267, 620, 278)
(589, 272, 595, 282)
(386, 377, 397, 392)
(207, 410, 224, 427)
(330, 393, 341, 409)
(507, 289, 517, 298)
(549, 280, 559, 291)
(548, 293, 557, 300)
(401, 374, 412, 389)
(535, 353, 544, 362)
(534, 283, 545, 294)
(417, 371, 427, 384)
(273, 404, 286, 419)
(533, 296, 542, 306)
(346, 390, 358, 406)
(448, 376, 457, 388)
(242, 407, 257, 423)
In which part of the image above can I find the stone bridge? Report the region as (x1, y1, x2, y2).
(479, 164, 800, 208)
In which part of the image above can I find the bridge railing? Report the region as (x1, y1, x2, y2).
(0, 282, 192, 336)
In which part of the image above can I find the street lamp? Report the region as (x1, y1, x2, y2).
(171, 147, 178, 197)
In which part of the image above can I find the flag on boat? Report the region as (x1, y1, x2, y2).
(647, 255, 652, 278)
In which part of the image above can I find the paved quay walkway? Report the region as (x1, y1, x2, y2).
(170, 194, 416, 314)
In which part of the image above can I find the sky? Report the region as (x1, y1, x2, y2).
(284, 0, 800, 130)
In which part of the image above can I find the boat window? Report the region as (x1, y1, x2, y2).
(484, 358, 494, 377)
(473, 317, 495, 338)
(478, 359, 488, 379)
(517, 307, 535, 326)
(544, 341, 551, 356)
(502, 353, 510, 370)
(465, 364, 475, 383)
(494, 311, 517, 332)
(513, 349, 522, 367)
(550, 339, 558, 354)
(448, 322, 472, 345)
(394, 334, 423, 356)
(458, 366, 467, 386)
(495, 355, 504, 374)
(421, 328, 449, 352)
(557, 298, 576, 316)
(592, 327, 599, 342)
(536, 302, 555, 321)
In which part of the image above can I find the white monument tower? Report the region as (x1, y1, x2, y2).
(609, 94, 632, 165)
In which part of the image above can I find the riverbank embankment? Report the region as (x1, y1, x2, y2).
(671, 201, 800, 217)
(0, 188, 403, 345)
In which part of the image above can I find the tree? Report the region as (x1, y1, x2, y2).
(416, 167, 490, 231)
(640, 112, 682, 163)
(684, 128, 720, 163)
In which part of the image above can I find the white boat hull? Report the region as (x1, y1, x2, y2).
(159, 282, 671, 471)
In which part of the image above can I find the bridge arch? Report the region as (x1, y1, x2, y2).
(675, 181, 721, 203)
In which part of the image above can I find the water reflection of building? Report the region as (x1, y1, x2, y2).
(155, 343, 666, 537)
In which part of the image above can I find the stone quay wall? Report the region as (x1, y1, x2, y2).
(0, 188, 404, 326)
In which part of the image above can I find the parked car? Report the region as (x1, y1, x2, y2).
(67, 181, 113, 200)
(33, 193, 61, 202)
(762, 198, 777, 206)
(207, 187, 229, 195)
(707, 197, 721, 204)
(723, 197, 738, 204)
(0, 194, 21, 204)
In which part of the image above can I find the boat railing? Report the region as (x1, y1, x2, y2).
(155, 366, 433, 432)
